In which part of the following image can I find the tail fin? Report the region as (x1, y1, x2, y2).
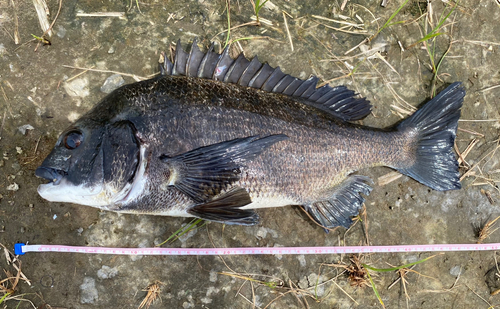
(396, 82, 465, 191)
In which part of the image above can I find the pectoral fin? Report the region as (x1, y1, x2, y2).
(305, 175, 373, 229)
(188, 187, 259, 225)
(160, 134, 288, 203)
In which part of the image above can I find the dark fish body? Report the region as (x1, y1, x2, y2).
(36, 41, 465, 229)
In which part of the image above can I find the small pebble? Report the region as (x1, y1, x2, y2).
(7, 183, 19, 191)
(64, 78, 89, 98)
(56, 25, 67, 38)
(100, 74, 125, 93)
(18, 124, 34, 135)
(97, 265, 118, 279)
(450, 265, 461, 277)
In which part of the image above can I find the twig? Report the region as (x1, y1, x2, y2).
(62, 65, 153, 81)
(0, 110, 6, 139)
(458, 119, 500, 122)
(341, 0, 349, 11)
(33, 0, 52, 36)
(332, 281, 358, 304)
(283, 12, 294, 52)
(66, 65, 95, 82)
(76, 12, 126, 19)
(10, 0, 20, 44)
(35, 0, 64, 51)
(311, 15, 364, 28)
(314, 21, 370, 35)
(457, 127, 484, 138)
(344, 38, 369, 55)
(466, 284, 493, 307)
(457, 138, 479, 166)
(211, 21, 259, 42)
(378, 171, 403, 186)
(477, 84, 500, 92)
(462, 39, 500, 47)
(460, 143, 500, 181)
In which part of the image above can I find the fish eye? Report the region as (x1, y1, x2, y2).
(63, 131, 84, 149)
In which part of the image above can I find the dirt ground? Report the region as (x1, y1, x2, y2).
(1, 0, 500, 308)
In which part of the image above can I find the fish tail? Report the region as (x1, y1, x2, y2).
(395, 82, 465, 191)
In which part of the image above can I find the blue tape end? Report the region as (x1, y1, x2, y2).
(14, 243, 25, 255)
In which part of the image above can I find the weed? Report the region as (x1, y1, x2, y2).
(476, 216, 500, 244)
(138, 281, 163, 309)
(157, 218, 206, 246)
(251, 0, 269, 25)
(362, 254, 441, 308)
(371, 0, 410, 41)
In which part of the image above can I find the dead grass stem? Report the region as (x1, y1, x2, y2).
(283, 11, 294, 51)
(10, 0, 20, 44)
(138, 281, 163, 309)
(0, 244, 34, 308)
(477, 216, 500, 244)
(62, 65, 154, 82)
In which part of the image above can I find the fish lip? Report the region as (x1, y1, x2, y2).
(35, 167, 66, 185)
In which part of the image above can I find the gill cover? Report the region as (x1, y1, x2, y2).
(36, 120, 140, 206)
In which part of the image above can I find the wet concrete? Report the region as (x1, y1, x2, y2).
(1, 0, 499, 308)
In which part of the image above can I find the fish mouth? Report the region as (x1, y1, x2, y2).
(36, 167, 106, 206)
(35, 167, 67, 185)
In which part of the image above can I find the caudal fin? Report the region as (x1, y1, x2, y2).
(396, 82, 465, 191)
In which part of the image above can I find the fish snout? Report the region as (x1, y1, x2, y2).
(35, 167, 66, 185)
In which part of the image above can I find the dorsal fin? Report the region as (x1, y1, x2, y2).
(159, 41, 372, 121)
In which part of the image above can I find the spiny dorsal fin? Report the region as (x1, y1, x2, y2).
(159, 41, 372, 121)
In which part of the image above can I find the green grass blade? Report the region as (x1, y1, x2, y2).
(414, 32, 444, 45)
(224, 0, 231, 48)
(430, 3, 456, 37)
(254, 0, 269, 25)
(374, 0, 410, 38)
(15, 299, 22, 309)
(0, 292, 11, 304)
(255, 0, 269, 11)
(407, 2, 457, 49)
(431, 42, 452, 97)
(157, 218, 205, 246)
(366, 269, 385, 308)
(362, 254, 438, 273)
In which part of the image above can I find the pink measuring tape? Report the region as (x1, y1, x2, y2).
(14, 243, 500, 256)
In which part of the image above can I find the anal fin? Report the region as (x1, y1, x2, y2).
(188, 187, 259, 225)
(304, 175, 373, 229)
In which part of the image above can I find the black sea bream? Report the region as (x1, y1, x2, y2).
(35, 40, 465, 229)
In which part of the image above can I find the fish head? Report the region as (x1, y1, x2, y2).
(36, 117, 142, 209)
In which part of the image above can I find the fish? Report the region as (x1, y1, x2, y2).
(35, 40, 465, 230)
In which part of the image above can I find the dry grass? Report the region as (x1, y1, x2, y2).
(476, 216, 500, 244)
(0, 244, 34, 308)
(138, 281, 163, 309)
(325, 255, 370, 288)
(346, 255, 370, 288)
